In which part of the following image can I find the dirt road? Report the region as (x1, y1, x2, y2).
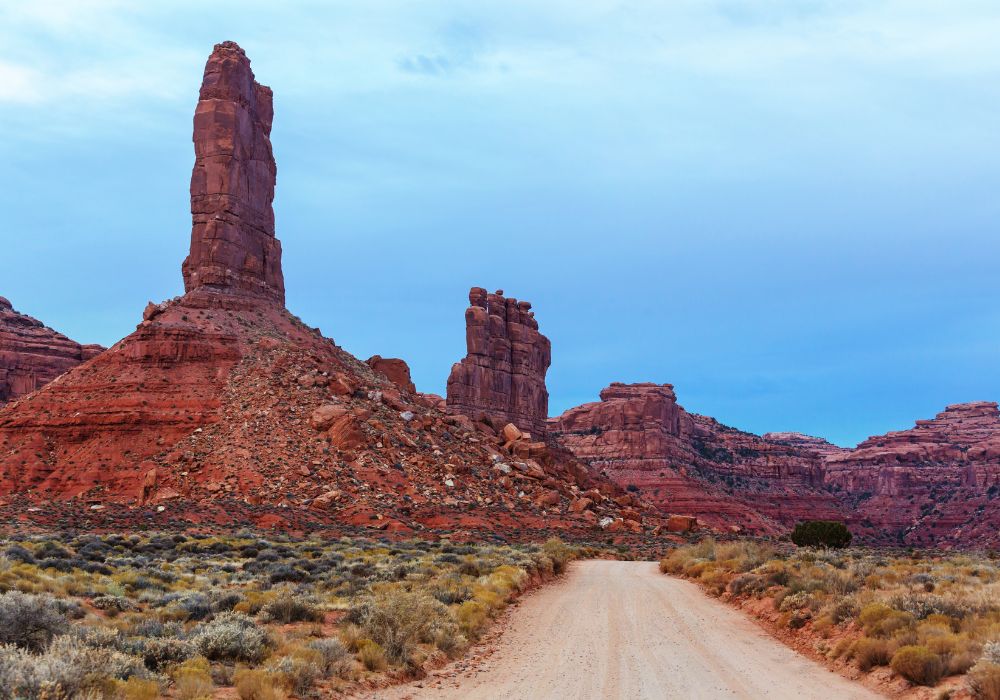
(363, 560, 881, 700)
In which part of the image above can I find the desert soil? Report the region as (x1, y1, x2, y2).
(361, 560, 882, 700)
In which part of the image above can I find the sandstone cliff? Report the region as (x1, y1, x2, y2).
(552, 384, 1000, 547)
(824, 402, 1000, 547)
(550, 382, 846, 534)
(0, 297, 103, 405)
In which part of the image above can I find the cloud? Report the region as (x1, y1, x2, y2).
(397, 54, 458, 76)
(0, 61, 41, 103)
(396, 20, 487, 77)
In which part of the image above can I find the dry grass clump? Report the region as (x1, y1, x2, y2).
(968, 642, 1000, 700)
(891, 645, 945, 686)
(661, 537, 1000, 692)
(0, 531, 584, 696)
(172, 657, 214, 699)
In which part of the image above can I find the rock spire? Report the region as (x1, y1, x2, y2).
(182, 41, 284, 303)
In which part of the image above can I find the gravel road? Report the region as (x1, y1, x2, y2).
(363, 560, 882, 700)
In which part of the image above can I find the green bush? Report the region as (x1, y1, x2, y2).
(791, 521, 852, 549)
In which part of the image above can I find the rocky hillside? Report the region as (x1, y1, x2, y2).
(0, 297, 103, 406)
(0, 42, 653, 540)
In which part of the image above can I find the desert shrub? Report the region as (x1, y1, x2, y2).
(357, 639, 387, 671)
(0, 635, 149, 699)
(4, 545, 36, 564)
(193, 611, 269, 663)
(778, 591, 815, 612)
(791, 521, 852, 549)
(892, 645, 945, 686)
(267, 563, 310, 584)
(542, 538, 574, 575)
(456, 600, 488, 639)
(829, 597, 860, 623)
(172, 657, 214, 700)
(0, 590, 68, 650)
(260, 594, 322, 624)
(354, 589, 456, 664)
(91, 594, 138, 615)
(429, 575, 473, 604)
(139, 636, 195, 670)
(339, 623, 365, 653)
(859, 603, 913, 638)
(308, 637, 353, 677)
(164, 592, 213, 621)
(969, 662, 1000, 700)
(267, 649, 322, 695)
(851, 638, 892, 671)
(234, 668, 286, 700)
(117, 677, 160, 700)
(728, 573, 765, 597)
(889, 592, 976, 621)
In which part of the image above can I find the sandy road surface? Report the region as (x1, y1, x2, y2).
(363, 560, 881, 700)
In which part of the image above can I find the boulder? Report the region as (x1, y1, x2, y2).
(310, 404, 347, 431)
(366, 355, 416, 393)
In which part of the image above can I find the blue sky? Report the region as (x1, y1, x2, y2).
(2, 1, 999, 446)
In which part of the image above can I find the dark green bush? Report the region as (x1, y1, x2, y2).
(791, 520, 852, 549)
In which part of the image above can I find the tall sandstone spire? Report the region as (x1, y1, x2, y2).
(182, 41, 284, 303)
(446, 287, 551, 436)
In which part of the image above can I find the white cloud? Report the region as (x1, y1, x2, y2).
(0, 61, 41, 103)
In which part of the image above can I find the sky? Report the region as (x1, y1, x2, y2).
(2, 1, 999, 447)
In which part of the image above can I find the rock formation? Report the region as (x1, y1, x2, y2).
(823, 402, 1000, 546)
(0, 297, 103, 405)
(446, 288, 551, 437)
(182, 41, 283, 303)
(553, 384, 1000, 547)
(550, 383, 848, 533)
(0, 43, 650, 541)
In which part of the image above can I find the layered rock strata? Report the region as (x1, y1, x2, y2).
(824, 402, 1000, 546)
(446, 287, 551, 437)
(550, 383, 847, 533)
(0, 297, 103, 405)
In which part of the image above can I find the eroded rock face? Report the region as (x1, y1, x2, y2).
(553, 384, 1000, 547)
(550, 382, 847, 534)
(824, 402, 1000, 547)
(446, 287, 551, 437)
(182, 41, 284, 303)
(0, 297, 103, 405)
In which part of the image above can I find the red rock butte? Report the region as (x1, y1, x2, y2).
(182, 41, 284, 304)
(446, 287, 551, 437)
(0, 296, 103, 405)
(0, 42, 651, 540)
